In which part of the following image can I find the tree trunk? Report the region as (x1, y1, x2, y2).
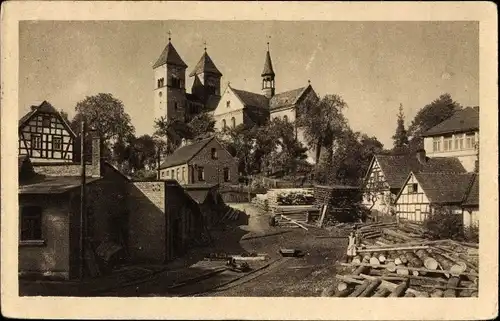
(359, 279, 382, 297)
(372, 287, 391, 297)
(388, 279, 410, 297)
(415, 249, 439, 270)
(443, 277, 461, 297)
(348, 279, 371, 297)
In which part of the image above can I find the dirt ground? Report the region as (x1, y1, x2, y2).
(97, 203, 350, 297)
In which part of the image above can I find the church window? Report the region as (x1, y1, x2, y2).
(170, 76, 181, 88)
(231, 117, 236, 128)
(222, 119, 226, 129)
(158, 91, 162, 97)
(157, 78, 165, 88)
(283, 115, 288, 123)
(226, 101, 230, 108)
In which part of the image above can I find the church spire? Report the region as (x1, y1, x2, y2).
(261, 41, 275, 98)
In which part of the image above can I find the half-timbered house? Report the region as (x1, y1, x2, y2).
(394, 171, 476, 224)
(19, 101, 76, 163)
(362, 151, 467, 217)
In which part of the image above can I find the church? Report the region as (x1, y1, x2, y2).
(152, 37, 319, 162)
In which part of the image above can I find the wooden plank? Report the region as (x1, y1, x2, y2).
(317, 204, 328, 228)
(281, 215, 309, 231)
(356, 245, 430, 253)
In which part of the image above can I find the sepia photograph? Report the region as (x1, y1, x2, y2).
(1, 1, 498, 320)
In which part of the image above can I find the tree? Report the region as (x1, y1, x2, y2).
(154, 116, 193, 154)
(407, 93, 462, 150)
(187, 113, 215, 139)
(297, 94, 349, 166)
(392, 103, 409, 152)
(72, 93, 135, 161)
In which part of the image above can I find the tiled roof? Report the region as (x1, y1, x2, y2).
(159, 136, 214, 169)
(463, 174, 479, 206)
(261, 50, 275, 76)
(269, 86, 308, 110)
(231, 88, 269, 109)
(375, 154, 466, 189)
(152, 42, 187, 69)
(19, 176, 101, 195)
(422, 107, 479, 137)
(189, 51, 222, 77)
(413, 172, 475, 204)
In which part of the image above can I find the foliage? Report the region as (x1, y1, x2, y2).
(187, 113, 216, 139)
(423, 207, 464, 240)
(130, 169, 158, 181)
(154, 116, 193, 153)
(297, 94, 349, 165)
(392, 103, 409, 152)
(407, 93, 462, 150)
(463, 224, 479, 243)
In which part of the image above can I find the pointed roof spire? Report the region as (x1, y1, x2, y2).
(153, 34, 187, 69)
(189, 47, 222, 77)
(261, 41, 275, 77)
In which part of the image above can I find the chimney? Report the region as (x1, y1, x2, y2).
(91, 130, 101, 178)
(416, 148, 427, 165)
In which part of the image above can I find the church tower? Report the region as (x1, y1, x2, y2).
(152, 34, 188, 122)
(189, 44, 223, 104)
(261, 42, 275, 99)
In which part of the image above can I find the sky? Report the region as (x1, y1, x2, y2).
(19, 21, 479, 147)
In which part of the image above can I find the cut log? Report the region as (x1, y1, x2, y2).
(339, 262, 479, 277)
(337, 282, 349, 292)
(359, 279, 382, 297)
(353, 265, 370, 276)
(369, 256, 380, 265)
(394, 257, 403, 265)
(443, 276, 461, 297)
(372, 287, 391, 297)
(386, 261, 397, 273)
(362, 254, 372, 263)
(352, 255, 362, 264)
(348, 280, 371, 297)
(334, 287, 354, 297)
(383, 229, 413, 241)
(357, 245, 430, 253)
(388, 279, 410, 297)
(397, 251, 408, 264)
(430, 289, 444, 297)
(396, 266, 410, 276)
(404, 292, 416, 297)
(378, 251, 387, 264)
(415, 249, 439, 270)
(359, 274, 424, 296)
(321, 285, 336, 297)
(335, 274, 364, 285)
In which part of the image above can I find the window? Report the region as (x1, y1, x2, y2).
(283, 115, 288, 123)
(432, 137, 441, 152)
(157, 78, 165, 88)
(42, 116, 50, 127)
(171, 169, 174, 178)
(161, 171, 165, 178)
(31, 134, 41, 149)
(454, 133, 464, 150)
(231, 117, 236, 128)
(171, 76, 181, 88)
(20, 206, 42, 241)
(408, 183, 418, 194)
(53, 136, 62, 150)
(197, 167, 205, 181)
(176, 168, 180, 180)
(182, 167, 185, 181)
(174, 102, 178, 110)
(465, 133, 476, 149)
(443, 135, 453, 152)
(226, 101, 231, 108)
(223, 167, 230, 182)
(222, 119, 227, 129)
(211, 148, 218, 160)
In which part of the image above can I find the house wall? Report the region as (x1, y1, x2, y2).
(32, 164, 97, 178)
(270, 106, 296, 123)
(362, 159, 394, 216)
(213, 87, 246, 130)
(189, 138, 239, 185)
(463, 207, 479, 227)
(395, 174, 431, 221)
(159, 163, 189, 184)
(424, 131, 479, 172)
(18, 194, 71, 280)
(126, 182, 166, 263)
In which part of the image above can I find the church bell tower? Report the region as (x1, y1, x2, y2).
(261, 42, 275, 99)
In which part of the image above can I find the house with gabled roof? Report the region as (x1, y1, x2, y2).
(394, 170, 478, 225)
(158, 136, 238, 185)
(362, 150, 466, 216)
(422, 106, 479, 172)
(18, 100, 76, 163)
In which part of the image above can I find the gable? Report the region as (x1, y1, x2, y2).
(213, 86, 246, 116)
(159, 137, 214, 169)
(363, 157, 390, 191)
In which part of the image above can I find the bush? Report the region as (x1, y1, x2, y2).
(423, 207, 464, 240)
(463, 224, 479, 243)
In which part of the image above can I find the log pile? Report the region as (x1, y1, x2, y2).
(328, 220, 479, 298)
